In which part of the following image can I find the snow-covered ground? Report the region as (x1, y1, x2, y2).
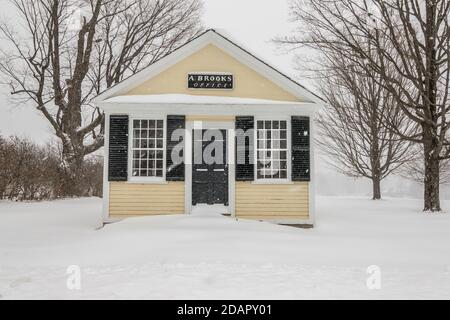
(0, 196, 449, 299)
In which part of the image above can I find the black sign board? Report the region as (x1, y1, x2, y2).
(188, 73, 233, 89)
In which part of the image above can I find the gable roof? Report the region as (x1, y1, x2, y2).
(93, 29, 325, 105)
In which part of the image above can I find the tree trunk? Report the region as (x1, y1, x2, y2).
(423, 131, 441, 211)
(370, 115, 382, 200)
(61, 143, 85, 197)
(372, 176, 381, 200)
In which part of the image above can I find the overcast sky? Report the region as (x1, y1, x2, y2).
(0, 0, 302, 143)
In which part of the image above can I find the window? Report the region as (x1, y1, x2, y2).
(256, 120, 288, 179)
(131, 119, 164, 178)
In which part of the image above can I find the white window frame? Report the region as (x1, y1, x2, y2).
(128, 116, 167, 183)
(253, 117, 291, 184)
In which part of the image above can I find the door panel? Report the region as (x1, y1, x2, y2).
(192, 129, 229, 205)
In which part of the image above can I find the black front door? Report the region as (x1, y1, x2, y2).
(192, 129, 228, 206)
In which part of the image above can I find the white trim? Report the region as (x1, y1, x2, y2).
(228, 127, 236, 218)
(97, 102, 321, 117)
(210, 31, 324, 104)
(93, 30, 325, 105)
(254, 117, 291, 183)
(102, 112, 110, 225)
(125, 180, 168, 185)
(309, 115, 317, 227)
(251, 180, 293, 185)
(93, 33, 211, 102)
(127, 116, 166, 183)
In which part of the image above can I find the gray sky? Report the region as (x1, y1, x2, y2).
(0, 0, 301, 144)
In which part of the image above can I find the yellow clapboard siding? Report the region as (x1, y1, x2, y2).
(109, 182, 185, 216)
(110, 196, 184, 200)
(237, 215, 309, 220)
(235, 208, 308, 214)
(236, 204, 308, 212)
(126, 44, 302, 102)
(235, 182, 309, 219)
(109, 193, 185, 198)
(110, 198, 184, 205)
(236, 200, 308, 205)
(110, 210, 184, 215)
(110, 203, 184, 208)
(110, 213, 183, 219)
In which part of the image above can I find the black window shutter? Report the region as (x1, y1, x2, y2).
(291, 116, 310, 181)
(235, 116, 254, 181)
(166, 115, 185, 181)
(108, 115, 129, 181)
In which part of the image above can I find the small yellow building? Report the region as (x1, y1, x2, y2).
(94, 29, 324, 226)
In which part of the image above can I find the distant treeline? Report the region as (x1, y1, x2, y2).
(0, 135, 102, 201)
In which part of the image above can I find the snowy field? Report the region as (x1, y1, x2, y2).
(0, 196, 449, 299)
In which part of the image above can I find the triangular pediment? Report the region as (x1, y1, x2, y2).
(125, 44, 299, 102)
(94, 30, 324, 105)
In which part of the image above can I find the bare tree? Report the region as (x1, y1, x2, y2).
(400, 146, 450, 185)
(0, 0, 202, 195)
(281, 0, 450, 211)
(315, 52, 412, 200)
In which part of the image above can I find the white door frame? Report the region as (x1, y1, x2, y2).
(185, 120, 235, 216)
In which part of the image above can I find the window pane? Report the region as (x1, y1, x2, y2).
(131, 119, 165, 177)
(273, 139, 280, 149)
(257, 170, 264, 179)
(256, 120, 288, 180)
